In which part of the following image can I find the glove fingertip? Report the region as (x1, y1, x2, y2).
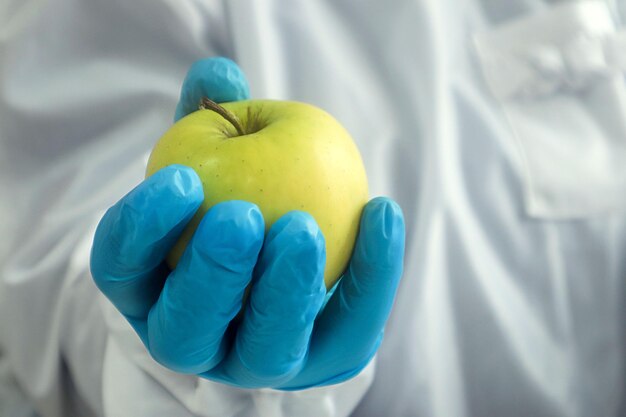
(363, 197, 404, 239)
(163, 164, 204, 202)
(191, 201, 265, 273)
(357, 197, 405, 269)
(175, 56, 251, 120)
(91, 165, 204, 279)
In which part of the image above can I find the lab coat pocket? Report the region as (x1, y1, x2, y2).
(474, 0, 626, 218)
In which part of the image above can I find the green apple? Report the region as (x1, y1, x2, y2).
(146, 99, 369, 289)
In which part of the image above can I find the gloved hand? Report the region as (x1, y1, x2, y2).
(90, 57, 405, 390)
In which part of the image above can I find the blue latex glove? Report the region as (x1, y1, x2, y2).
(90, 57, 405, 390)
(173, 57, 250, 122)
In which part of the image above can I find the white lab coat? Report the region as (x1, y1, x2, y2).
(1, 0, 626, 416)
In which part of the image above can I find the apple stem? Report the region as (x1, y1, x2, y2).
(199, 97, 245, 136)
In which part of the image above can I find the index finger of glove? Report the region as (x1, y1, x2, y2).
(90, 165, 204, 319)
(174, 57, 250, 122)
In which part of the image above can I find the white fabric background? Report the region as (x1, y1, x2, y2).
(1, 1, 626, 416)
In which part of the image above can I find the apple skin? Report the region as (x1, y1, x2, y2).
(146, 99, 369, 289)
